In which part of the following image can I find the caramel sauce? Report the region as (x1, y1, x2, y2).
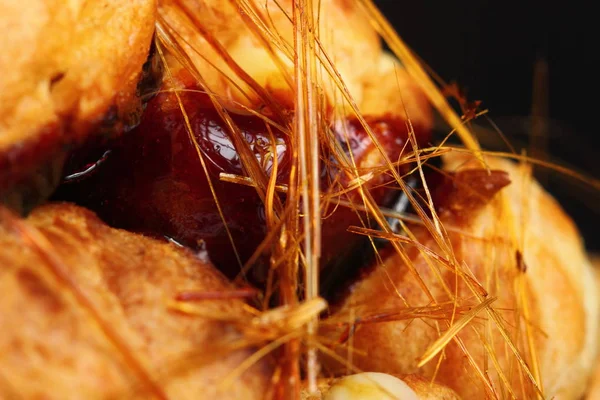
(56, 70, 431, 284)
(430, 168, 511, 222)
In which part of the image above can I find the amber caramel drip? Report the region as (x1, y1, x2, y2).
(430, 169, 511, 222)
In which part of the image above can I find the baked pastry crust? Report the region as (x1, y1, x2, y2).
(0, 203, 272, 399)
(325, 151, 599, 399)
(158, 0, 431, 129)
(0, 0, 157, 209)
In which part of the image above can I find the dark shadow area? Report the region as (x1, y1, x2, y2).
(376, 0, 599, 251)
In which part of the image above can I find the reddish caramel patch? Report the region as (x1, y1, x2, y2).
(336, 116, 410, 157)
(56, 70, 430, 284)
(431, 168, 511, 222)
(333, 115, 412, 182)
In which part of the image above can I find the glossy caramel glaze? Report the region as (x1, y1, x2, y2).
(56, 69, 430, 284)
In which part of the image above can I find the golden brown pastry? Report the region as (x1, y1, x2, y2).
(0, 0, 157, 211)
(0, 203, 272, 399)
(588, 353, 600, 398)
(401, 375, 462, 400)
(323, 150, 599, 399)
(158, 0, 431, 128)
(585, 256, 600, 399)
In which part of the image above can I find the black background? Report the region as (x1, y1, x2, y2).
(375, 0, 599, 251)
